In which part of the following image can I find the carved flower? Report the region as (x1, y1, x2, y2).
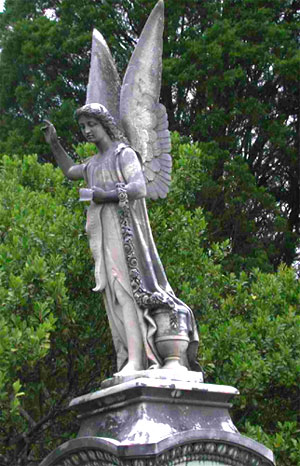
(124, 243, 133, 254)
(129, 257, 138, 267)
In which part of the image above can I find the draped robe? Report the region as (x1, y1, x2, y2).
(82, 143, 199, 371)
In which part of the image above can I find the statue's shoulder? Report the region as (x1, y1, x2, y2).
(116, 143, 142, 167)
(114, 143, 130, 157)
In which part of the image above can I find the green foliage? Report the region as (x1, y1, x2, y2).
(169, 132, 289, 272)
(166, 0, 300, 266)
(245, 421, 300, 466)
(0, 153, 113, 463)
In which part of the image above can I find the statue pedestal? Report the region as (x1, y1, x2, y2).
(40, 372, 275, 466)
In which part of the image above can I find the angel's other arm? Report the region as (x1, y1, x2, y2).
(42, 120, 84, 180)
(120, 147, 147, 199)
(92, 148, 146, 203)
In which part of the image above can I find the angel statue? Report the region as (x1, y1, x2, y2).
(43, 0, 200, 376)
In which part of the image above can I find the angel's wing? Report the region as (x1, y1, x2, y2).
(120, 0, 172, 200)
(86, 29, 121, 126)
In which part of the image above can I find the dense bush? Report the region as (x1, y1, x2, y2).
(0, 139, 299, 464)
(0, 153, 114, 464)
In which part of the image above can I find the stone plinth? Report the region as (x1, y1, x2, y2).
(40, 372, 275, 466)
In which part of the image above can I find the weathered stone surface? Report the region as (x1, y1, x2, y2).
(40, 378, 275, 466)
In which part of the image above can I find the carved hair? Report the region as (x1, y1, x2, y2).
(75, 103, 128, 144)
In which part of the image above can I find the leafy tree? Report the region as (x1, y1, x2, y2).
(159, 0, 300, 266)
(0, 0, 298, 268)
(0, 152, 114, 464)
(169, 133, 291, 272)
(0, 140, 299, 465)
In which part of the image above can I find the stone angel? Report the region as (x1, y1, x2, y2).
(43, 0, 200, 375)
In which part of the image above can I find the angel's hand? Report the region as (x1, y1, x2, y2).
(41, 120, 58, 145)
(92, 186, 107, 203)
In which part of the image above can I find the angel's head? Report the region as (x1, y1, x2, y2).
(75, 103, 127, 143)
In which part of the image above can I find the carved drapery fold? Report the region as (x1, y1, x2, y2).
(116, 182, 178, 329)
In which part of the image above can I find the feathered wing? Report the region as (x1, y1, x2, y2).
(120, 0, 172, 200)
(86, 29, 121, 126)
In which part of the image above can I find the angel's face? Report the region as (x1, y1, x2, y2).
(78, 115, 107, 144)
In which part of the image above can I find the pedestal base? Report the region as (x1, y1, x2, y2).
(40, 373, 275, 466)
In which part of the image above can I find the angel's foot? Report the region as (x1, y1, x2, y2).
(114, 361, 143, 376)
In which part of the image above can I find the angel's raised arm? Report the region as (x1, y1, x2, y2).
(42, 120, 84, 180)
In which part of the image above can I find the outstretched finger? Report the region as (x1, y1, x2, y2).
(41, 120, 53, 131)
